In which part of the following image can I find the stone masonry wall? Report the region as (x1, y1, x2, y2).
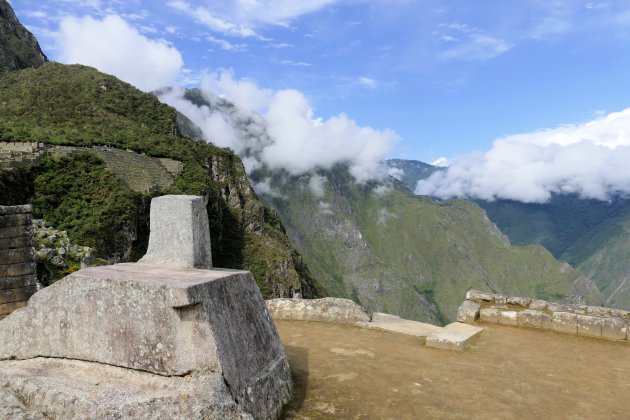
(457, 290, 630, 342)
(0, 205, 37, 320)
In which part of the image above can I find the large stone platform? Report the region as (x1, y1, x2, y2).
(0, 195, 292, 418)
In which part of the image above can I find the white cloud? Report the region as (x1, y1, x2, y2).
(438, 22, 512, 61)
(387, 166, 404, 180)
(358, 76, 378, 89)
(416, 108, 630, 203)
(318, 201, 334, 215)
(55, 15, 183, 91)
(167, 0, 335, 38)
(308, 175, 327, 198)
(280, 59, 312, 67)
(158, 69, 398, 184)
(207, 35, 247, 51)
(377, 208, 398, 226)
(431, 157, 449, 167)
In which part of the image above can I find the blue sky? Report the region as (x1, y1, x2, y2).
(8, 0, 630, 199)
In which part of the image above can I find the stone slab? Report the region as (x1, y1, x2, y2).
(517, 309, 544, 329)
(465, 289, 493, 302)
(0, 300, 28, 316)
(0, 236, 34, 250)
(0, 247, 35, 265)
(0, 263, 291, 419)
(577, 315, 602, 338)
(499, 311, 518, 326)
(493, 294, 507, 305)
(551, 312, 578, 334)
(0, 358, 249, 419)
(456, 300, 480, 324)
(529, 300, 548, 311)
(479, 308, 501, 323)
(0, 213, 32, 229)
(139, 195, 212, 269)
(0, 262, 36, 277)
(363, 312, 443, 338)
(267, 297, 371, 325)
(425, 322, 484, 351)
(0, 205, 31, 216)
(586, 306, 611, 317)
(0, 225, 32, 240)
(507, 296, 532, 307)
(0, 285, 37, 305)
(0, 274, 38, 290)
(601, 317, 627, 340)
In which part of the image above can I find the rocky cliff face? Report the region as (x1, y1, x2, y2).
(0, 0, 47, 75)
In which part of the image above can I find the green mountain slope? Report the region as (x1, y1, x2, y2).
(479, 195, 630, 309)
(0, 62, 322, 298)
(388, 158, 630, 310)
(255, 168, 602, 323)
(386, 159, 441, 190)
(0, 0, 47, 75)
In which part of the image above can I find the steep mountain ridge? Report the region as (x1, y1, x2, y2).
(0, 0, 47, 75)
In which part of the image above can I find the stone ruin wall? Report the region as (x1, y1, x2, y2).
(0, 205, 37, 320)
(458, 290, 630, 341)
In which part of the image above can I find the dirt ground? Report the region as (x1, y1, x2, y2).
(276, 320, 630, 419)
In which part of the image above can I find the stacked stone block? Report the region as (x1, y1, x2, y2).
(457, 289, 629, 342)
(0, 205, 37, 320)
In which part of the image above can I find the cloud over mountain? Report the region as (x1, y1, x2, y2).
(159, 70, 398, 183)
(416, 108, 630, 203)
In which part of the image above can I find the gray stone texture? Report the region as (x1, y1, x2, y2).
(507, 296, 532, 307)
(499, 311, 518, 326)
(0, 358, 251, 419)
(552, 312, 578, 334)
(456, 300, 480, 323)
(465, 289, 494, 302)
(479, 308, 501, 323)
(425, 322, 484, 351)
(577, 315, 602, 337)
(493, 294, 507, 305)
(139, 195, 212, 269)
(517, 309, 545, 329)
(0, 205, 37, 319)
(601, 317, 627, 340)
(529, 299, 548, 311)
(586, 306, 611, 317)
(0, 263, 291, 419)
(266, 297, 371, 324)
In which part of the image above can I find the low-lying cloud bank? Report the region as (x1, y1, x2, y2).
(159, 70, 399, 183)
(416, 108, 630, 203)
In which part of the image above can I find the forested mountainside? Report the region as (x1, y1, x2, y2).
(0, 62, 322, 299)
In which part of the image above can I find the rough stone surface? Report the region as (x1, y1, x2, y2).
(425, 322, 484, 351)
(456, 300, 480, 323)
(139, 195, 212, 269)
(499, 311, 518, 326)
(601, 317, 627, 340)
(266, 297, 371, 325)
(0, 263, 291, 419)
(517, 309, 544, 329)
(479, 308, 501, 323)
(465, 289, 493, 302)
(529, 299, 548, 311)
(586, 306, 611, 317)
(577, 315, 602, 338)
(0, 358, 250, 419)
(363, 312, 442, 338)
(493, 294, 507, 305)
(552, 312, 578, 334)
(507, 296, 532, 307)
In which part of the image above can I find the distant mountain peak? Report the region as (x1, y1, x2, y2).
(0, 0, 48, 75)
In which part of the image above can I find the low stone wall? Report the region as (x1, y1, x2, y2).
(267, 297, 372, 325)
(457, 290, 629, 341)
(0, 205, 37, 320)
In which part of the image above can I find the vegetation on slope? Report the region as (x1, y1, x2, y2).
(0, 62, 322, 298)
(255, 166, 601, 323)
